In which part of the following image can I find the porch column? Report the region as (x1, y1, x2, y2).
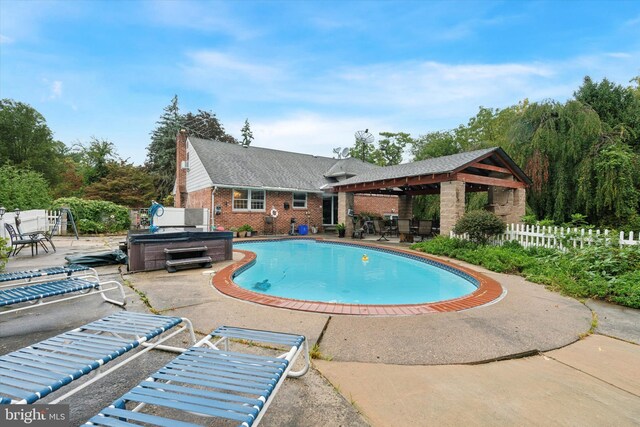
(398, 195, 413, 219)
(440, 180, 465, 236)
(338, 191, 354, 236)
(505, 188, 526, 225)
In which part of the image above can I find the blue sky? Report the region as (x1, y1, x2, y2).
(1, 0, 639, 165)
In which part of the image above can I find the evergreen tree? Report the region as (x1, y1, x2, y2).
(145, 96, 183, 199)
(241, 119, 254, 147)
(183, 110, 238, 144)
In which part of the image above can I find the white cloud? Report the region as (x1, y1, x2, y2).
(235, 113, 393, 158)
(49, 80, 63, 99)
(605, 52, 632, 59)
(0, 34, 13, 44)
(183, 49, 640, 160)
(147, 0, 260, 40)
(185, 51, 280, 82)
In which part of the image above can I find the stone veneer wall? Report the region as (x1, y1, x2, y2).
(440, 180, 466, 236)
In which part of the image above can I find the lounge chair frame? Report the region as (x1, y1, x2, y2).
(0, 275, 127, 316)
(85, 326, 310, 427)
(0, 311, 196, 405)
(0, 265, 97, 287)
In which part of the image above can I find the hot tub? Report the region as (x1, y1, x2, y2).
(127, 228, 233, 272)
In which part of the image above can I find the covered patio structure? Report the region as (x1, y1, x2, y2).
(331, 147, 531, 237)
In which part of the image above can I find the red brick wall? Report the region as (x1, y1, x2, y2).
(175, 130, 188, 208)
(354, 194, 398, 217)
(206, 188, 325, 234)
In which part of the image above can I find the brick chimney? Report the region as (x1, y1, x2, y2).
(175, 129, 188, 208)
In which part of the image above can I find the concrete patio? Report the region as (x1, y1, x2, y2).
(1, 235, 638, 426)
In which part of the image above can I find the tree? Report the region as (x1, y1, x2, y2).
(574, 76, 640, 149)
(73, 137, 120, 184)
(347, 131, 411, 166)
(0, 164, 52, 210)
(145, 97, 239, 199)
(183, 110, 238, 144)
(84, 161, 155, 207)
(146, 96, 183, 199)
(376, 132, 412, 166)
(241, 119, 254, 147)
(0, 99, 66, 186)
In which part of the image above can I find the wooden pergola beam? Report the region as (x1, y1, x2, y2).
(469, 162, 511, 174)
(454, 172, 526, 189)
(334, 173, 450, 193)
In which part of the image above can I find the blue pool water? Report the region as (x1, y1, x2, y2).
(234, 240, 477, 305)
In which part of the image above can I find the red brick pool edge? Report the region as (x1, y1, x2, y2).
(212, 240, 504, 315)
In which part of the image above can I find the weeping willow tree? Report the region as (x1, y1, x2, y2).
(506, 100, 602, 223)
(407, 76, 640, 228)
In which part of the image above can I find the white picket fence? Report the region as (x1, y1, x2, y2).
(451, 223, 639, 249)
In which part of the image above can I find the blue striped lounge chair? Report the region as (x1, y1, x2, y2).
(0, 275, 126, 316)
(0, 311, 196, 405)
(0, 264, 97, 287)
(85, 326, 310, 427)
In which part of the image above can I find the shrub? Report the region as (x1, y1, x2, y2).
(0, 237, 7, 272)
(76, 219, 106, 234)
(411, 236, 640, 309)
(0, 164, 51, 210)
(52, 197, 130, 233)
(453, 210, 506, 244)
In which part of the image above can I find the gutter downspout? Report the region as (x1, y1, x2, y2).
(211, 187, 217, 230)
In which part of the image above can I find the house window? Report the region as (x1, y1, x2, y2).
(293, 192, 307, 209)
(233, 189, 265, 211)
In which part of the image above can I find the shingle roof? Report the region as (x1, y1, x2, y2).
(332, 148, 499, 186)
(189, 137, 381, 192)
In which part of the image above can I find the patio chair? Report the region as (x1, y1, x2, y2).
(4, 223, 38, 256)
(0, 275, 127, 316)
(0, 264, 96, 285)
(0, 311, 196, 404)
(14, 217, 49, 254)
(397, 219, 415, 243)
(374, 219, 389, 241)
(85, 326, 309, 427)
(417, 220, 433, 241)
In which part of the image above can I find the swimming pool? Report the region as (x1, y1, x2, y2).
(212, 238, 503, 315)
(233, 240, 476, 304)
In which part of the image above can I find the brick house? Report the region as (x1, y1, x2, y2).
(174, 131, 399, 234)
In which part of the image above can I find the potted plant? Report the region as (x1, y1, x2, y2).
(229, 227, 239, 238)
(238, 224, 254, 237)
(335, 223, 346, 238)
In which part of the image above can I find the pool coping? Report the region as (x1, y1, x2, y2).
(212, 237, 504, 316)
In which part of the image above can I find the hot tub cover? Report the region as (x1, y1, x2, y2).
(65, 250, 128, 267)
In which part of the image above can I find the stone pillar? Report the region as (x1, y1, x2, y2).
(440, 181, 466, 236)
(505, 188, 526, 224)
(337, 192, 354, 236)
(397, 195, 413, 219)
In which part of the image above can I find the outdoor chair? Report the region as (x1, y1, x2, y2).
(397, 219, 415, 243)
(374, 219, 389, 241)
(417, 220, 433, 241)
(0, 275, 127, 316)
(14, 217, 50, 254)
(0, 311, 196, 404)
(0, 264, 96, 286)
(4, 223, 39, 256)
(85, 325, 309, 427)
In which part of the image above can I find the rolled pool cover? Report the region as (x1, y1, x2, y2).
(65, 250, 128, 267)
